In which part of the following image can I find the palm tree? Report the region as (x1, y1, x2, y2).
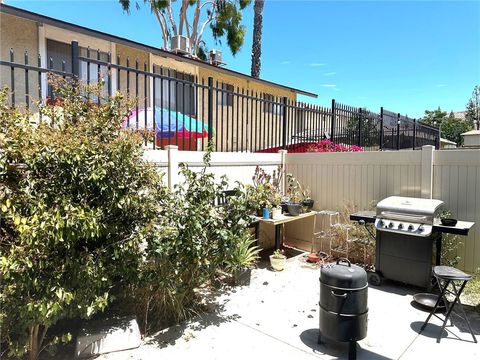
(251, 0, 265, 78)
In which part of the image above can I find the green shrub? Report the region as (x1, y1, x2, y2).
(0, 82, 164, 359)
(124, 147, 253, 334)
(437, 211, 461, 268)
(464, 271, 480, 309)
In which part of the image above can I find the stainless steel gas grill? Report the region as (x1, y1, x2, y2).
(350, 196, 474, 289)
(375, 196, 444, 238)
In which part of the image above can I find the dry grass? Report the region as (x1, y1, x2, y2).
(464, 270, 480, 309)
(327, 203, 376, 269)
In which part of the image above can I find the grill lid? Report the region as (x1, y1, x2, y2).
(376, 196, 444, 224)
(320, 258, 367, 289)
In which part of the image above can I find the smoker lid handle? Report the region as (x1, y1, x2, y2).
(336, 258, 351, 267)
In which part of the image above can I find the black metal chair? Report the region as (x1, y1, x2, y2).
(420, 266, 477, 343)
(215, 190, 238, 207)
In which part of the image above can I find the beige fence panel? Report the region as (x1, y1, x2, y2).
(285, 150, 423, 211)
(433, 150, 480, 272)
(286, 147, 480, 273)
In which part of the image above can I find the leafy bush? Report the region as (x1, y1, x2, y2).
(123, 148, 253, 334)
(439, 210, 461, 267)
(464, 269, 480, 309)
(0, 83, 164, 359)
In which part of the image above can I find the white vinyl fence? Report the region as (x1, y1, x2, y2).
(286, 146, 480, 273)
(143, 145, 480, 272)
(143, 146, 284, 189)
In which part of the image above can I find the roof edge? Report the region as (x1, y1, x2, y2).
(0, 3, 318, 98)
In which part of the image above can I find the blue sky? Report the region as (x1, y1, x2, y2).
(7, 0, 480, 118)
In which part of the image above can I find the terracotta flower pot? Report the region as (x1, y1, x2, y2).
(307, 253, 320, 263)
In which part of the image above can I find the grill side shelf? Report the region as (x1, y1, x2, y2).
(350, 211, 376, 224)
(433, 221, 474, 236)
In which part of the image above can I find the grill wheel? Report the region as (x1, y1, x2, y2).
(368, 272, 382, 286)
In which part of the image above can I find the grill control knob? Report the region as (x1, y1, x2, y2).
(408, 224, 414, 231)
(398, 223, 404, 230)
(378, 220, 384, 227)
(388, 222, 394, 229)
(418, 225, 424, 232)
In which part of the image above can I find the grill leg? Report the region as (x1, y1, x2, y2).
(348, 341, 357, 360)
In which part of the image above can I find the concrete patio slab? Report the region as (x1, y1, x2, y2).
(97, 253, 480, 360)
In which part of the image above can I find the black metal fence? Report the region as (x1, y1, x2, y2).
(0, 41, 440, 152)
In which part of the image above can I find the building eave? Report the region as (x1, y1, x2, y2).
(1, 3, 318, 98)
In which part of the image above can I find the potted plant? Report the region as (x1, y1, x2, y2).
(226, 232, 261, 286)
(250, 166, 276, 216)
(271, 193, 283, 220)
(285, 174, 303, 216)
(302, 186, 314, 211)
(269, 249, 287, 271)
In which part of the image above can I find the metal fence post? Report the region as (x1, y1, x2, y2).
(282, 96, 288, 149)
(358, 107, 363, 147)
(396, 113, 401, 150)
(331, 99, 336, 142)
(379, 107, 384, 150)
(413, 118, 416, 150)
(71, 41, 79, 78)
(207, 76, 214, 143)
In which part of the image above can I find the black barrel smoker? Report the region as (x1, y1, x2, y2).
(319, 258, 368, 360)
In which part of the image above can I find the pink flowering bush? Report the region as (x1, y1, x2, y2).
(258, 140, 363, 153)
(306, 140, 364, 153)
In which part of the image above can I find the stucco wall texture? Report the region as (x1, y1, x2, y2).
(1, 13, 40, 108)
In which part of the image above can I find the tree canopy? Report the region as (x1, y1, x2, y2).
(421, 107, 472, 146)
(465, 85, 480, 130)
(119, 0, 251, 57)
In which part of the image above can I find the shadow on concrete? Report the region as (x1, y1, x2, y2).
(257, 248, 307, 271)
(368, 280, 421, 297)
(411, 321, 448, 339)
(412, 318, 477, 343)
(146, 296, 241, 349)
(299, 328, 392, 360)
(450, 304, 480, 336)
(410, 301, 480, 338)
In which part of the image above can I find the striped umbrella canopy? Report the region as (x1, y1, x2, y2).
(122, 107, 212, 138)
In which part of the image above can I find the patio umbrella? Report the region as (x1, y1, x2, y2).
(122, 107, 212, 139)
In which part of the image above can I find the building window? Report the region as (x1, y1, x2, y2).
(79, 47, 109, 86)
(46, 39, 71, 97)
(263, 93, 282, 115)
(154, 67, 196, 116)
(46, 39, 109, 98)
(217, 83, 234, 107)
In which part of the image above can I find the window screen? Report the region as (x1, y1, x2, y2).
(154, 67, 196, 116)
(217, 83, 234, 107)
